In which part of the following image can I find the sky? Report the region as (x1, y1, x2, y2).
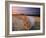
(12, 7, 40, 16)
